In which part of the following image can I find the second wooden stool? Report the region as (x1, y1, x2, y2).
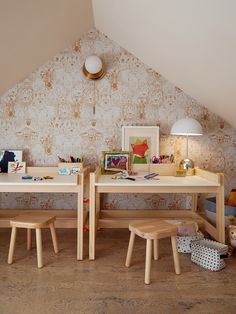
(8, 214, 59, 268)
(125, 220, 181, 284)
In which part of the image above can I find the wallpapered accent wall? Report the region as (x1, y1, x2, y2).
(0, 29, 236, 210)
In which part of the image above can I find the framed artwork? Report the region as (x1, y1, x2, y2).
(8, 161, 26, 174)
(122, 126, 159, 168)
(0, 150, 23, 173)
(101, 151, 131, 174)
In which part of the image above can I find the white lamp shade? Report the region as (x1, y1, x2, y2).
(171, 118, 203, 136)
(84, 55, 103, 74)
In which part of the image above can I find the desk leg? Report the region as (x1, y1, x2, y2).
(191, 193, 198, 213)
(96, 192, 100, 230)
(77, 174, 84, 260)
(216, 177, 225, 243)
(89, 172, 96, 260)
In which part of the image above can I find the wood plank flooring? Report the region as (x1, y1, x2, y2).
(0, 228, 236, 314)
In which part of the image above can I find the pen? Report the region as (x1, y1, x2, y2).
(125, 177, 136, 181)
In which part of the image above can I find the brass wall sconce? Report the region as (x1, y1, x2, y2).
(82, 55, 106, 80)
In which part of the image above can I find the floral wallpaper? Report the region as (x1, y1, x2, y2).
(0, 29, 236, 210)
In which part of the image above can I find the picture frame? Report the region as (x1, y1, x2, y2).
(101, 150, 131, 174)
(8, 161, 26, 174)
(0, 150, 23, 173)
(122, 126, 159, 170)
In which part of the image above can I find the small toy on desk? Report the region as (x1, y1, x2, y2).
(43, 176, 54, 180)
(58, 168, 71, 175)
(34, 176, 43, 181)
(22, 175, 33, 180)
(22, 176, 52, 181)
(71, 167, 81, 174)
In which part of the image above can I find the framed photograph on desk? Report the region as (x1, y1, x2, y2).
(122, 126, 159, 170)
(101, 150, 131, 174)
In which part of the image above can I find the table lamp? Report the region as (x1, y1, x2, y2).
(170, 118, 203, 171)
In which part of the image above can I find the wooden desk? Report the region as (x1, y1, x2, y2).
(89, 167, 225, 260)
(0, 167, 89, 260)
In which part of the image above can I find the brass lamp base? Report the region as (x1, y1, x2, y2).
(179, 159, 195, 175)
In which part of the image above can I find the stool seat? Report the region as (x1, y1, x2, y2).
(8, 213, 59, 268)
(129, 220, 178, 240)
(126, 219, 181, 284)
(10, 214, 56, 229)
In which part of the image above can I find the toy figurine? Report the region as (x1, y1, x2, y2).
(229, 225, 236, 255)
(33, 176, 43, 181)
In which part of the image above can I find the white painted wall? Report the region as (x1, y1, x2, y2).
(92, 0, 236, 127)
(0, 0, 94, 94)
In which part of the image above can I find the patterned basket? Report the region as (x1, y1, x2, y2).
(191, 239, 228, 271)
(177, 231, 204, 253)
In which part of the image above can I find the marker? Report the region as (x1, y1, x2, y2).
(125, 177, 136, 181)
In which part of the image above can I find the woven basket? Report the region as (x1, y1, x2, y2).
(191, 239, 228, 271)
(177, 231, 204, 253)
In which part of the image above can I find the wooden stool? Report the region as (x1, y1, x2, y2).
(125, 220, 181, 284)
(8, 214, 59, 268)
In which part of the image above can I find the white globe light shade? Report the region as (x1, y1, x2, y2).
(171, 118, 203, 136)
(84, 55, 103, 74)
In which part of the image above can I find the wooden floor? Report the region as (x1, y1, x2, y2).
(0, 228, 236, 314)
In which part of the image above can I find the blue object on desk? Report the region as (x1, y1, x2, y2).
(22, 175, 33, 180)
(58, 168, 71, 175)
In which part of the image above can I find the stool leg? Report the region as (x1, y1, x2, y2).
(145, 239, 152, 284)
(125, 231, 135, 267)
(171, 236, 181, 275)
(153, 239, 159, 260)
(27, 228, 32, 250)
(36, 228, 43, 268)
(49, 222, 59, 254)
(8, 227, 17, 264)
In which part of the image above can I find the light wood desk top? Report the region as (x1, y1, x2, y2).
(96, 174, 220, 187)
(0, 173, 78, 186)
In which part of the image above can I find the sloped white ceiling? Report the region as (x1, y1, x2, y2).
(92, 0, 236, 128)
(0, 0, 94, 94)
